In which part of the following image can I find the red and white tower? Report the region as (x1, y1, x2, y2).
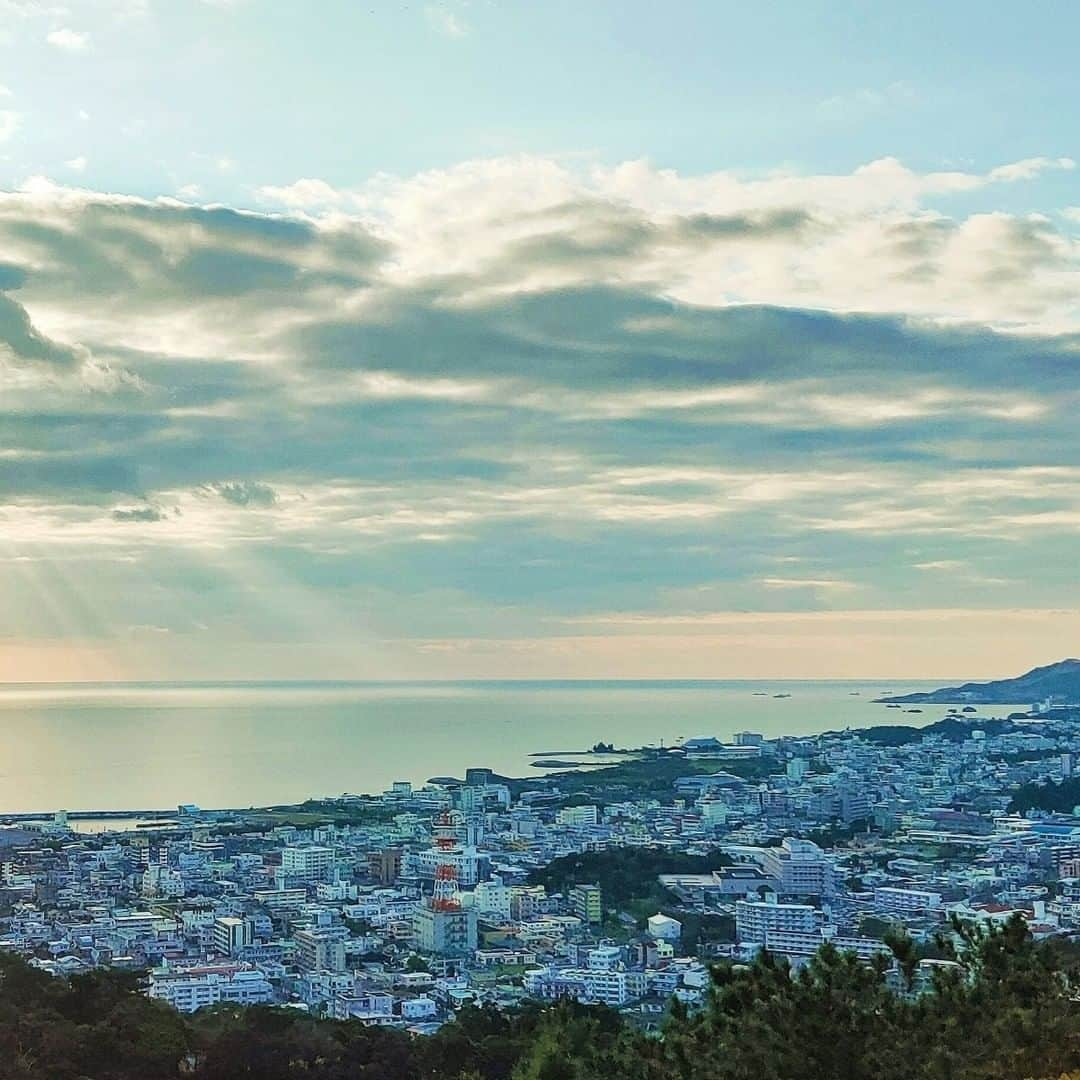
(430, 809, 463, 912)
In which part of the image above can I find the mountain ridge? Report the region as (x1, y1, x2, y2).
(874, 658, 1080, 704)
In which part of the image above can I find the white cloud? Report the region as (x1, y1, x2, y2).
(257, 177, 341, 209)
(816, 81, 917, 118)
(0, 110, 20, 142)
(989, 157, 1075, 183)
(46, 28, 90, 51)
(0, 84, 12, 98)
(64, 155, 87, 172)
(425, 4, 468, 38)
(758, 577, 857, 590)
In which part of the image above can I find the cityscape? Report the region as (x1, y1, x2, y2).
(4, 668, 1080, 1032)
(1, 0, 1078, 1076)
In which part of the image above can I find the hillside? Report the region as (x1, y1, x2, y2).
(875, 658, 1080, 704)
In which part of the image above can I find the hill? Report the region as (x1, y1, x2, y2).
(875, 658, 1080, 704)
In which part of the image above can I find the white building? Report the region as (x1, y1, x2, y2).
(647, 913, 682, 942)
(141, 866, 185, 900)
(735, 899, 817, 945)
(213, 916, 254, 957)
(762, 838, 837, 897)
(873, 886, 943, 916)
(280, 846, 335, 886)
(523, 965, 638, 1007)
(555, 805, 599, 827)
(761, 928, 891, 964)
(331, 992, 394, 1023)
(404, 848, 488, 888)
(413, 905, 478, 958)
(472, 878, 513, 919)
(148, 964, 273, 1012)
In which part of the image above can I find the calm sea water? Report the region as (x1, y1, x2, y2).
(0, 679, 1000, 814)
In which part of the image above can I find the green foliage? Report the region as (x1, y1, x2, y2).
(1010, 776, 1080, 813)
(527, 847, 731, 909)
(519, 755, 782, 804)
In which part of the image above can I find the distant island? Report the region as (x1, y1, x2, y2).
(875, 658, 1080, 704)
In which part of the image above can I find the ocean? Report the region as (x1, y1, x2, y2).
(0, 679, 1004, 814)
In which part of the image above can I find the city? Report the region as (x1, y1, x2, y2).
(4, 692, 1080, 1031)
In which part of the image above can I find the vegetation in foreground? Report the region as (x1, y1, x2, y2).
(1, 916, 1079, 1079)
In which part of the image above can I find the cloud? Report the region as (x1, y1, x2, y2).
(0, 160, 1078, 675)
(112, 505, 166, 523)
(816, 81, 918, 120)
(989, 157, 1075, 183)
(0, 111, 20, 142)
(64, 155, 87, 172)
(256, 177, 342, 209)
(208, 480, 278, 508)
(425, 4, 468, 38)
(46, 27, 90, 51)
(758, 577, 857, 590)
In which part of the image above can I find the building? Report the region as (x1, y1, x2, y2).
(762, 838, 837, 897)
(141, 865, 185, 899)
(253, 888, 308, 916)
(332, 992, 395, 1023)
(734, 731, 765, 746)
(473, 878, 513, 919)
(294, 926, 348, 972)
(213, 916, 254, 957)
(368, 848, 402, 885)
(413, 904, 478, 958)
(872, 886, 943, 916)
(405, 846, 489, 888)
(762, 928, 891, 964)
(735, 900, 817, 945)
(786, 758, 810, 782)
(148, 964, 273, 1012)
(522, 964, 638, 1007)
(280, 846, 335, 886)
(569, 884, 602, 925)
(556, 805, 599, 828)
(647, 913, 682, 941)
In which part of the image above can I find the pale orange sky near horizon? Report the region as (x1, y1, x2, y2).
(2, 608, 1077, 684)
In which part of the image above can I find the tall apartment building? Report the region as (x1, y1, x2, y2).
(212, 916, 254, 957)
(294, 926, 349, 972)
(735, 899, 818, 945)
(413, 905, 478, 958)
(473, 878, 513, 919)
(762, 838, 837, 897)
(555, 805, 599, 827)
(368, 848, 402, 885)
(872, 886, 943, 915)
(569, 884, 602, 925)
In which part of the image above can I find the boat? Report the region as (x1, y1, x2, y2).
(773, 693, 792, 699)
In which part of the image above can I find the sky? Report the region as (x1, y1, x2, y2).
(0, 0, 1078, 681)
